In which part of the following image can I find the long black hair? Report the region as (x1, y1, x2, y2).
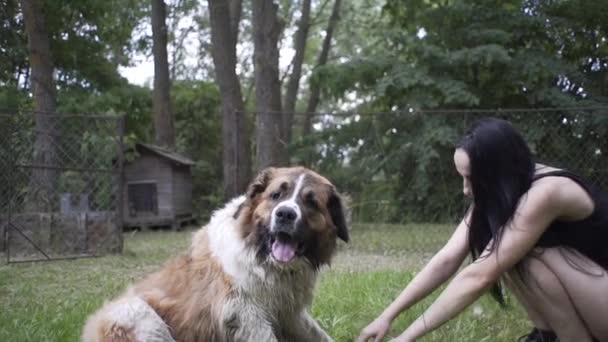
(457, 117, 535, 305)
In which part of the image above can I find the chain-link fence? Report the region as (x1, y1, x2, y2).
(247, 107, 608, 239)
(0, 111, 124, 263)
(246, 107, 608, 260)
(4, 108, 605, 262)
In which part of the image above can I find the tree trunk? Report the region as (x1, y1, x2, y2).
(208, 0, 251, 198)
(151, 0, 175, 148)
(228, 0, 242, 45)
(253, 0, 285, 169)
(168, 0, 184, 81)
(282, 0, 311, 146)
(20, 0, 58, 212)
(302, 0, 342, 137)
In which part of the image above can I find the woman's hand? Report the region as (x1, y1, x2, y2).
(357, 317, 392, 342)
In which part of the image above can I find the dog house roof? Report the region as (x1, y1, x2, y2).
(136, 143, 195, 166)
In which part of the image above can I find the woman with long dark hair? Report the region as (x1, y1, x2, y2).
(357, 118, 608, 341)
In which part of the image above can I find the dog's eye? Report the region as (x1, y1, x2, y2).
(271, 191, 281, 200)
(305, 193, 319, 209)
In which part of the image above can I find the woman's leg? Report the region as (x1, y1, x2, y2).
(507, 247, 608, 341)
(503, 272, 551, 330)
(506, 257, 590, 341)
(537, 248, 608, 340)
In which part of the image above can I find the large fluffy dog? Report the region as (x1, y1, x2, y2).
(83, 167, 349, 342)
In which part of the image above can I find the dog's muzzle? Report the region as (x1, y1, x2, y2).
(270, 205, 303, 263)
(275, 206, 297, 226)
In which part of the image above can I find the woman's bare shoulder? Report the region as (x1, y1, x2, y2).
(530, 166, 594, 220)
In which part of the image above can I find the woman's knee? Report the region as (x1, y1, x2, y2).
(516, 248, 608, 341)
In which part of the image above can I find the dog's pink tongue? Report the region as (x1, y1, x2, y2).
(271, 240, 296, 263)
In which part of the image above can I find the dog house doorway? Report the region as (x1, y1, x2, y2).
(127, 181, 158, 216)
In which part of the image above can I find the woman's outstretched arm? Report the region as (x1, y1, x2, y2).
(357, 212, 470, 342)
(394, 182, 559, 341)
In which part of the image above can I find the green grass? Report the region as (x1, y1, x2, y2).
(348, 222, 455, 258)
(313, 271, 529, 341)
(1, 225, 530, 341)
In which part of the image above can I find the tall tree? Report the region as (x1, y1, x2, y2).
(282, 0, 312, 146)
(302, 0, 342, 136)
(207, 0, 251, 198)
(253, 0, 286, 169)
(167, 0, 199, 81)
(151, 0, 175, 148)
(20, 0, 58, 211)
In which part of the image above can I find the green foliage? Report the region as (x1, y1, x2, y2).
(44, 0, 147, 89)
(58, 171, 87, 195)
(3, 0, 607, 225)
(296, 0, 608, 223)
(0, 87, 30, 110)
(171, 80, 224, 219)
(57, 84, 153, 142)
(292, 111, 466, 222)
(53, 84, 152, 210)
(317, 0, 608, 109)
(291, 108, 608, 223)
(1, 0, 147, 93)
(0, 0, 27, 88)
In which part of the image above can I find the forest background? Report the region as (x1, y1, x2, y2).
(2, 0, 608, 223)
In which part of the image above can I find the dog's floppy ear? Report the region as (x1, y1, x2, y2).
(234, 168, 276, 219)
(246, 167, 275, 199)
(328, 189, 349, 243)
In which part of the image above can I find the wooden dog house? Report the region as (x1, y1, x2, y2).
(122, 143, 195, 230)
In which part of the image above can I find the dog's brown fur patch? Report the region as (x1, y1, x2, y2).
(96, 320, 136, 342)
(131, 232, 234, 341)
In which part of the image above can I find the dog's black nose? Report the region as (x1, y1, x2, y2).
(275, 207, 297, 225)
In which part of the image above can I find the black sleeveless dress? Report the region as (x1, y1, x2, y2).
(533, 170, 608, 271)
